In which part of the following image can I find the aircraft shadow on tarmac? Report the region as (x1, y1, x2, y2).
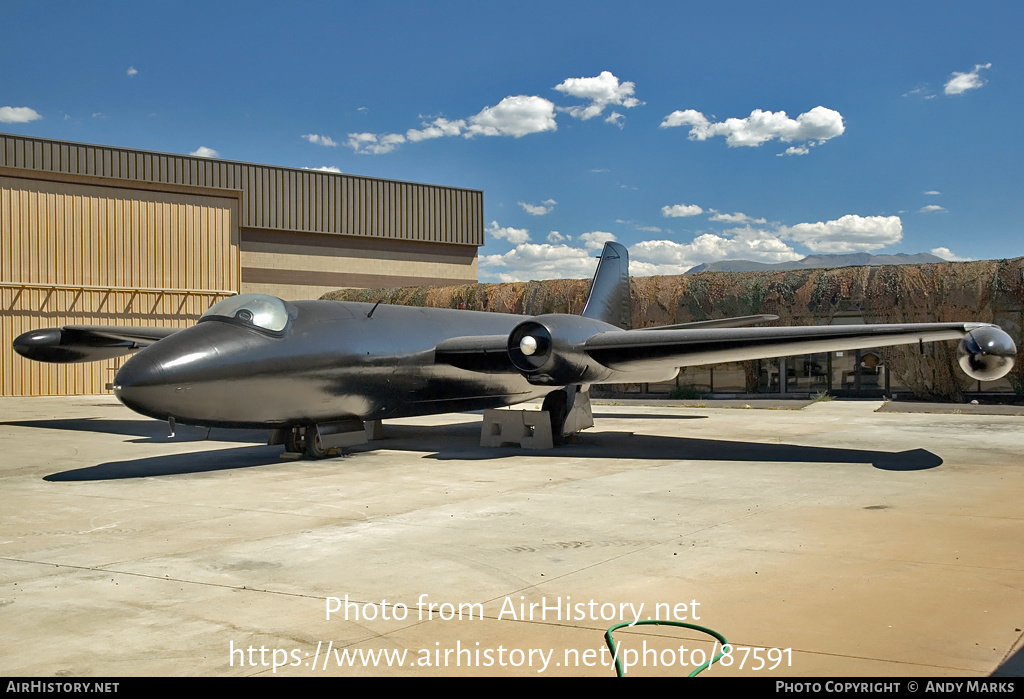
(1, 417, 267, 444)
(994, 644, 1024, 677)
(386, 421, 942, 471)
(0, 417, 275, 481)
(23, 413, 943, 481)
(45, 445, 284, 481)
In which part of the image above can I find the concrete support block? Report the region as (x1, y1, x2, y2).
(317, 419, 368, 450)
(480, 409, 554, 449)
(364, 419, 384, 440)
(563, 389, 594, 436)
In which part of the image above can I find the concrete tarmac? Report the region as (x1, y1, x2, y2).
(1, 395, 1022, 677)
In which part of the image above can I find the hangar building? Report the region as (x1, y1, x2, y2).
(2, 133, 483, 396)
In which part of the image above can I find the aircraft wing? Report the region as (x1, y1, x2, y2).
(435, 319, 1015, 385)
(13, 325, 181, 364)
(635, 314, 779, 331)
(432, 244, 1014, 387)
(583, 322, 979, 372)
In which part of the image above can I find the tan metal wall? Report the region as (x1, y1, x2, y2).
(1, 133, 484, 395)
(2, 134, 483, 246)
(2, 175, 239, 396)
(239, 229, 479, 300)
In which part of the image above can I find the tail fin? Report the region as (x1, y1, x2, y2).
(581, 242, 631, 329)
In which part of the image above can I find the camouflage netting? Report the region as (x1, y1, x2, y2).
(322, 258, 1024, 400)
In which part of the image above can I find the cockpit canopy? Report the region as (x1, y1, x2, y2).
(199, 293, 292, 333)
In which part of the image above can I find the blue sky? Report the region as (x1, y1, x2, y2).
(3, 1, 1021, 282)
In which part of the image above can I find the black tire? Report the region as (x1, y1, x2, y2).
(305, 426, 329, 459)
(285, 426, 303, 453)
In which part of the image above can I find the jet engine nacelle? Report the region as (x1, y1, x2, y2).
(957, 325, 1017, 381)
(507, 314, 618, 386)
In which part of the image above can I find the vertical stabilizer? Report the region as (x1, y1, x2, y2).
(581, 242, 631, 329)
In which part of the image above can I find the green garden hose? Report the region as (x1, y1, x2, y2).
(604, 620, 729, 677)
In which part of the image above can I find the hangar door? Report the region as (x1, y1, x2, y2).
(1, 175, 240, 396)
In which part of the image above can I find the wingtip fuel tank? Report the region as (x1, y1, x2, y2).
(957, 325, 1017, 381)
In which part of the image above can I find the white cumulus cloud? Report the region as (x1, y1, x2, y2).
(518, 199, 557, 216)
(406, 117, 466, 142)
(578, 231, 617, 252)
(479, 243, 602, 283)
(478, 230, 617, 283)
(778, 214, 902, 253)
(482, 209, 911, 281)
(485, 227, 805, 281)
(486, 220, 532, 245)
(662, 204, 704, 218)
(126, 66, 138, 77)
(189, 146, 219, 158)
(630, 229, 802, 276)
(605, 111, 625, 128)
(302, 134, 338, 147)
(346, 132, 406, 155)
(480, 211, 911, 281)
(351, 96, 557, 153)
(930, 247, 972, 262)
(781, 145, 810, 156)
(344, 72, 642, 155)
(919, 204, 947, 214)
(554, 71, 643, 121)
(0, 106, 42, 123)
(661, 106, 845, 153)
(708, 210, 767, 225)
(466, 95, 557, 138)
(944, 63, 991, 95)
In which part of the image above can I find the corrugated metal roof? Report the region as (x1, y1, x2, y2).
(2, 133, 484, 247)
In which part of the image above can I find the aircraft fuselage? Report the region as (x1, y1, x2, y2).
(16, 242, 1015, 447)
(113, 300, 553, 429)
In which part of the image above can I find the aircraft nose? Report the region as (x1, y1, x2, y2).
(112, 323, 233, 422)
(114, 349, 194, 421)
(111, 319, 294, 427)
(114, 353, 162, 389)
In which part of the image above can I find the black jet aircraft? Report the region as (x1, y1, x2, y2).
(14, 243, 1017, 457)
